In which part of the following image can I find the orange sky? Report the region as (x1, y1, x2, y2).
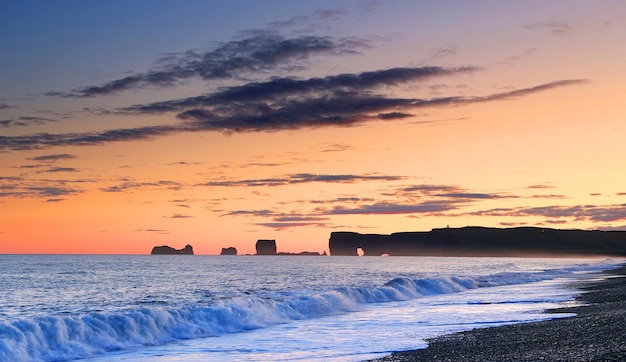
(1, 1, 625, 254)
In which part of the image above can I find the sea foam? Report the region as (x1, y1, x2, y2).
(0, 256, 619, 362)
(0, 275, 477, 361)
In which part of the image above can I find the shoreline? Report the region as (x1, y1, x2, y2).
(371, 264, 626, 361)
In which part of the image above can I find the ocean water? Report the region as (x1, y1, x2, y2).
(0, 255, 620, 362)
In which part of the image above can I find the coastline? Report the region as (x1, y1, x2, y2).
(371, 264, 626, 361)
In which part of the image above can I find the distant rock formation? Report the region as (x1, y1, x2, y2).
(151, 244, 194, 255)
(255, 239, 277, 255)
(220, 247, 238, 255)
(329, 227, 626, 257)
(277, 251, 324, 256)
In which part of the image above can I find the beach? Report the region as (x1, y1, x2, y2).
(372, 264, 626, 361)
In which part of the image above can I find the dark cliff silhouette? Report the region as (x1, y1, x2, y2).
(151, 244, 194, 255)
(220, 247, 238, 255)
(329, 227, 626, 257)
(255, 239, 277, 255)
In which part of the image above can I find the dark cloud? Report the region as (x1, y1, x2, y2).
(0, 125, 179, 150)
(325, 200, 460, 215)
(29, 154, 77, 162)
(26, 186, 80, 198)
(2, 78, 586, 151)
(530, 194, 567, 199)
(395, 184, 517, 200)
(0, 116, 57, 128)
(199, 173, 405, 187)
(0, 103, 14, 110)
(100, 180, 184, 193)
(173, 79, 586, 134)
(221, 208, 331, 230)
(256, 221, 330, 230)
(460, 204, 626, 223)
(0, 175, 84, 199)
(51, 32, 370, 98)
(123, 66, 478, 114)
(166, 214, 194, 219)
(37, 167, 80, 173)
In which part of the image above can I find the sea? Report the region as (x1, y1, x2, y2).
(0, 255, 621, 362)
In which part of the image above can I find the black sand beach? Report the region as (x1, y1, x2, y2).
(372, 264, 626, 361)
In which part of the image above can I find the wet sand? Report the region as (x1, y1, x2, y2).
(372, 265, 626, 361)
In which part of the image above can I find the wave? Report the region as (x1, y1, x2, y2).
(0, 260, 617, 362)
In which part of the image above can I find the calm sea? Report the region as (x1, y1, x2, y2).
(0, 255, 620, 361)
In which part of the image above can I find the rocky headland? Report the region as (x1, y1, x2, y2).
(330, 226, 626, 256)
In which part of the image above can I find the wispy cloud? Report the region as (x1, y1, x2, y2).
(199, 173, 406, 187)
(100, 179, 184, 193)
(165, 214, 194, 219)
(136, 229, 170, 234)
(459, 204, 626, 223)
(522, 20, 571, 34)
(36, 167, 80, 173)
(325, 200, 461, 215)
(48, 31, 370, 98)
(0, 125, 179, 150)
(28, 154, 77, 162)
(0, 116, 57, 128)
(122, 66, 478, 114)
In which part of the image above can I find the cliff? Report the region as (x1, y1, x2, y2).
(151, 244, 194, 255)
(329, 227, 626, 257)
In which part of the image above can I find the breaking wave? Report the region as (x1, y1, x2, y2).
(0, 260, 617, 362)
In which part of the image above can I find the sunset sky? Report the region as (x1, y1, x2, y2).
(2, 1, 625, 254)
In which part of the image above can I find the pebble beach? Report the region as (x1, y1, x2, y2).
(372, 264, 626, 361)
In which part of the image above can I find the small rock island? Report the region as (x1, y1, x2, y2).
(151, 244, 194, 255)
(220, 247, 238, 255)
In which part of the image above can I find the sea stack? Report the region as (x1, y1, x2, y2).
(255, 239, 277, 255)
(151, 244, 194, 255)
(220, 247, 238, 255)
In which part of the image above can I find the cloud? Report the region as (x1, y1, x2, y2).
(36, 167, 80, 173)
(1, 77, 587, 151)
(199, 173, 406, 187)
(434, 192, 515, 199)
(527, 184, 555, 189)
(100, 179, 184, 193)
(459, 204, 626, 223)
(0, 175, 84, 199)
(50, 31, 371, 98)
(256, 221, 330, 230)
(166, 214, 194, 219)
(325, 200, 461, 215)
(0, 116, 57, 128)
(136, 229, 170, 234)
(522, 21, 571, 34)
(0, 103, 14, 110)
(123, 66, 478, 114)
(0, 125, 179, 150)
(171, 79, 587, 134)
(221, 208, 331, 230)
(28, 154, 77, 162)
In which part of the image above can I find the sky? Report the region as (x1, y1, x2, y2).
(1, 0, 625, 255)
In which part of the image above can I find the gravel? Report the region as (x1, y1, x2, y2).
(371, 265, 626, 361)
